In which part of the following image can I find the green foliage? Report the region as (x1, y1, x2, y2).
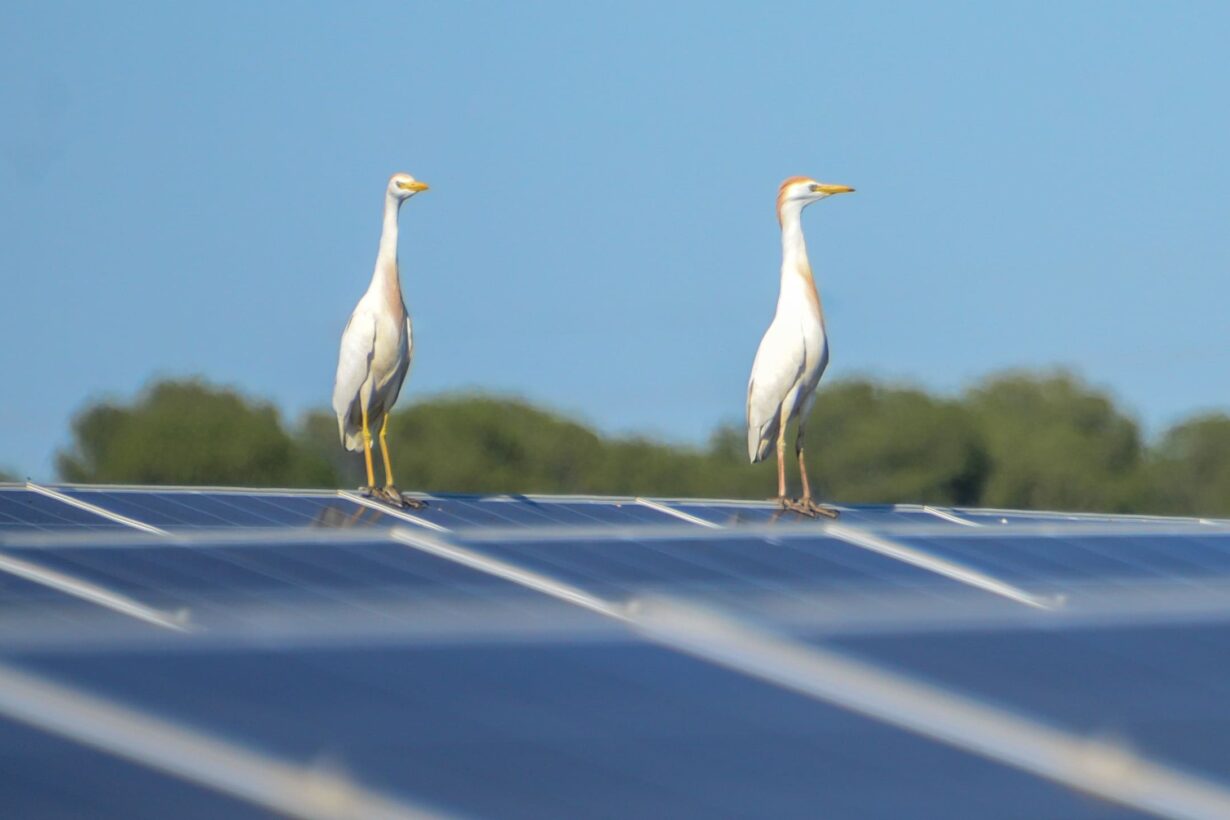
(57, 379, 337, 487)
(1149, 413, 1230, 517)
(965, 371, 1145, 511)
(54, 372, 1230, 515)
(804, 381, 988, 505)
(380, 395, 607, 494)
(0, 468, 17, 483)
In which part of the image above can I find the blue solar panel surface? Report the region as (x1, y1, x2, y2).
(64, 488, 394, 530)
(0, 488, 124, 532)
(828, 620, 1230, 786)
(2, 482, 1229, 819)
(0, 717, 271, 820)
(57, 488, 687, 531)
(457, 532, 993, 603)
(5, 641, 1147, 820)
(900, 531, 1230, 585)
(401, 494, 679, 529)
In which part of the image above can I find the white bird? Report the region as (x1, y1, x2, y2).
(746, 176, 854, 517)
(332, 172, 429, 507)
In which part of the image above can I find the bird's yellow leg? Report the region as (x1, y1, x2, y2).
(360, 406, 377, 490)
(378, 415, 396, 490)
(376, 414, 423, 509)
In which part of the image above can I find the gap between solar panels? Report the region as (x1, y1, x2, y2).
(388, 527, 1230, 820)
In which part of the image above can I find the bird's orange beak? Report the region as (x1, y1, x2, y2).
(813, 183, 854, 195)
(398, 180, 430, 193)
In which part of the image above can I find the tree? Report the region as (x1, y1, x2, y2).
(57, 379, 337, 487)
(1149, 413, 1230, 517)
(965, 370, 1145, 511)
(322, 394, 611, 495)
(55, 372, 1221, 516)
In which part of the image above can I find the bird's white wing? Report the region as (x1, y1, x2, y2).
(746, 317, 804, 463)
(332, 305, 377, 449)
(374, 313, 414, 415)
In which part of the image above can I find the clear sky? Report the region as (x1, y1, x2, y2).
(2, 2, 1229, 479)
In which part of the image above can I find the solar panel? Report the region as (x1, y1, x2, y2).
(4, 483, 1230, 817)
(376, 494, 684, 530)
(897, 530, 1230, 586)
(668, 501, 976, 528)
(0, 488, 125, 533)
(0, 716, 272, 820)
(4, 638, 1141, 820)
(949, 508, 1217, 527)
(455, 531, 1000, 606)
(62, 488, 394, 530)
(826, 619, 1230, 787)
(53, 488, 690, 532)
(0, 538, 572, 635)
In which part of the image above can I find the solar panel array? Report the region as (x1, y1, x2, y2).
(2, 482, 1230, 819)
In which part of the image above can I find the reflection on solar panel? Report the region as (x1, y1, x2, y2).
(2, 481, 1230, 819)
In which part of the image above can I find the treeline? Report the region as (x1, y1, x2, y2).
(38, 373, 1230, 516)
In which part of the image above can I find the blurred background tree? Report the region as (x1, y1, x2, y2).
(1148, 413, 1230, 517)
(57, 380, 337, 487)
(42, 372, 1230, 517)
(797, 381, 988, 505)
(964, 371, 1147, 512)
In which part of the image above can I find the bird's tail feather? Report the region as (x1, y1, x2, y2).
(338, 411, 364, 453)
(748, 420, 776, 464)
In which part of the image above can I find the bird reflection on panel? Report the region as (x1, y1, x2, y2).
(332, 173, 430, 508)
(747, 176, 855, 518)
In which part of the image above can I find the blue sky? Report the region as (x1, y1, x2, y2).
(2, 2, 1229, 479)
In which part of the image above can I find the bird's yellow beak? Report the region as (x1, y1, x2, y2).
(813, 183, 854, 195)
(398, 180, 430, 193)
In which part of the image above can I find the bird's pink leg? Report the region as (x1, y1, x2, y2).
(775, 427, 788, 505)
(795, 445, 838, 519)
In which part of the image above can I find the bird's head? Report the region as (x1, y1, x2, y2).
(776, 176, 854, 222)
(388, 172, 430, 201)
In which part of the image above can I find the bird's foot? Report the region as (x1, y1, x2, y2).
(381, 485, 426, 509)
(779, 496, 840, 519)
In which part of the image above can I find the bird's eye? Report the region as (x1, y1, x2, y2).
(809, 183, 821, 192)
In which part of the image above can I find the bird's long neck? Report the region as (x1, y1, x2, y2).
(371, 194, 404, 308)
(777, 205, 823, 321)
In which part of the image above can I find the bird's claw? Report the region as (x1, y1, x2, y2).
(357, 486, 426, 510)
(381, 486, 426, 509)
(778, 497, 840, 519)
